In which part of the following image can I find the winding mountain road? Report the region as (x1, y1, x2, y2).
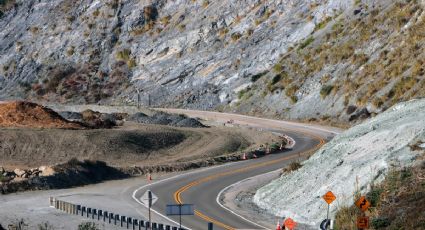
(0, 110, 341, 230)
(131, 110, 340, 230)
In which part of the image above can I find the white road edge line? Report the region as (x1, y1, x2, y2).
(130, 131, 298, 230)
(215, 170, 282, 230)
(215, 134, 297, 230)
(131, 161, 243, 230)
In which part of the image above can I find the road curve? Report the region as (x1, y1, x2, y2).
(133, 110, 341, 230)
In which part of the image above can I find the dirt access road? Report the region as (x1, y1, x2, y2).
(0, 109, 342, 229)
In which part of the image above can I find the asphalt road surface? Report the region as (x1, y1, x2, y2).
(0, 110, 340, 230)
(132, 110, 340, 230)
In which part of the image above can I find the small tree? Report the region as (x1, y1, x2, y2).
(78, 222, 99, 230)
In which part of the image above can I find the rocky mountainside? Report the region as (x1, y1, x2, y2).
(0, 0, 423, 123)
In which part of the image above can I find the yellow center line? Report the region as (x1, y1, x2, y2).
(173, 128, 327, 230)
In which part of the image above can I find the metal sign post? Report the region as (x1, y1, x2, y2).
(166, 204, 194, 230)
(322, 191, 336, 230)
(140, 190, 158, 229)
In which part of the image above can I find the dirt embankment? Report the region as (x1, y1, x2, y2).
(0, 125, 187, 168)
(0, 101, 83, 129)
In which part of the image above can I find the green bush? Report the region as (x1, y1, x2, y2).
(371, 217, 391, 229)
(298, 37, 314, 50)
(320, 85, 334, 98)
(271, 74, 282, 85)
(250, 72, 266, 82)
(367, 187, 383, 207)
(116, 49, 131, 61)
(78, 222, 99, 230)
(231, 32, 242, 41)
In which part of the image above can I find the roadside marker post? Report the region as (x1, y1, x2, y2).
(140, 190, 159, 229)
(322, 190, 336, 228)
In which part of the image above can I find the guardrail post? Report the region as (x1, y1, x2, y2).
(172, 227, 177, 230)
(81, 206, 86, 217)
(87, 208, 91, 218)
(158, 224, 164, 230)
(92, 209, 96, 219)
(114, 214, 119, 225)
(76, 205, 81, 215)
(72, 204, 76, 215)
(126, 217, 132, 229)
(208, 222, 213, 230)
(98, 210, 102, 220)
(145, 221, 150, 230)
(133, 219, 138, 230)
(103, 211, 108, 222)
(49, 197, 54, 207)
(109, 213, 113, 224)
(139, 220, 145, 230)
(67, 202, 71, 214)
(165, 225, 171, 230)
(121, 216, 126, 227)
(151, 223, 156, 230)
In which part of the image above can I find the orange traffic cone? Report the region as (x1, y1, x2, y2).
(276, 220, 281, 230)
(147, 173, 152, 182)
(242, 153, 246, 160)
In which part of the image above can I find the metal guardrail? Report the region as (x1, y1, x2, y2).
(49, 197, 184, 230)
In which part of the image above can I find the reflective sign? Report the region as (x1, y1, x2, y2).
(166, 204, 194, 216)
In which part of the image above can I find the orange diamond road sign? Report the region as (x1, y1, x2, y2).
(355, 196, 371, 212)
(357, 216, 369, 229)
(322, 191, 336, 204)
(284, 218, 297, 230)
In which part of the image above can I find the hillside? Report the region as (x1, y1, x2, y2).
(253, 98, 425, 226)
(0, 0, 423, 123)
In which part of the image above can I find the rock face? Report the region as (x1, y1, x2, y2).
(0, 0, 424, 123)
(0, 1, 350, 111)
(253, 98, 425, 226)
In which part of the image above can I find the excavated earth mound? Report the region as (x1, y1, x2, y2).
(0, 101, 83, 129)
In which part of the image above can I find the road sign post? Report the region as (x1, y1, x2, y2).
(322, 190, 336, 229)
(355, 196, 371, 229)
(140, 190, 158, 229)
(166, 204, 194, 230)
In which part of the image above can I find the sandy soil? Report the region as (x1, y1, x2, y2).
(0, 121, 276, 170)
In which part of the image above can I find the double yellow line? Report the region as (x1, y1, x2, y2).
(173, 131, 327, 230)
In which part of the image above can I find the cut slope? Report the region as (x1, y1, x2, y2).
(0, 101, 83, 129)
(253, 99, 425, 226)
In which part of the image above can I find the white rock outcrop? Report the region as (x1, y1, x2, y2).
(253, 99, 425, 226)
